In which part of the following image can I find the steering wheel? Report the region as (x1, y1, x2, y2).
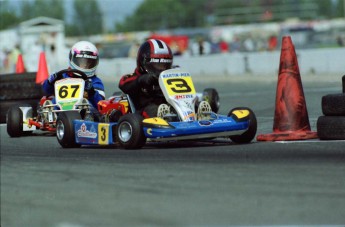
(54, 68, 89, 83)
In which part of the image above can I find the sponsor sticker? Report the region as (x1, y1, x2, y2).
(77, 123, 97, 138)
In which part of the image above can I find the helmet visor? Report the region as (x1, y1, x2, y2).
(71, 51, 98, 70)
(145, 59, 172, 76)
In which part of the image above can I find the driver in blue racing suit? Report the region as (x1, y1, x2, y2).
(42, 41, 105, 111)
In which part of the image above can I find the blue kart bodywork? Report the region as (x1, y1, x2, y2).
(73, 120, 117, 145)
(71, 112, 251, 146)
(142, 115, 248, 141)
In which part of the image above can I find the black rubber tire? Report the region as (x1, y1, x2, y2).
(56, 111, 82, 148)
(1, 99, 40, 123)
(0, 73, 44, 100)
(317, 116, 345, 140)
(0, 72, 44, 123)
(6, 104, 32, 137)
(202, 88, 220, 113)
(115, 113, 146, 149)
(228, 107, 257, 144)
(342, 75, 345, 93)
(321, 93, 345, 116)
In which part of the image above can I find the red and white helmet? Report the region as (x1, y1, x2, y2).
(69, 41, 99, 77)
(137, 39, 173, 77)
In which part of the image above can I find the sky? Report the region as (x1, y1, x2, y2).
(98, 0, 144, 28)
(4, 0, 145, 29)
(83, 0, 144, 29)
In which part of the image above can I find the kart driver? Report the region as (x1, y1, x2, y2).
(118, 39, 173, 118)
(42, 40, 105, 110)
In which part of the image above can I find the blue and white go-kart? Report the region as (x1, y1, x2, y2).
(56, 68, 257, 149)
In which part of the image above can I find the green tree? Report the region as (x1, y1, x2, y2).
(115, 0, 344, 32)
(20, 0, 64, 21)
(0, 0, 21, 30)
(318, 0, 344, 18)
(68, 0, 103, 36)
(115, 0, 209, 32)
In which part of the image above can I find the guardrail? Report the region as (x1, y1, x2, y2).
(97, 47, 345, 81)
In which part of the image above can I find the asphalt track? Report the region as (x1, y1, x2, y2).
(1, 74, 345, 227)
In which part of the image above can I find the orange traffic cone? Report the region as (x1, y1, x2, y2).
(15, 54, 26, 73)
(36, 52, 49, 84)
(256, 36, 318, 141)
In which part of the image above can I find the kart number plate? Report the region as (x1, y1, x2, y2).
(54, 78, 85, 111)
(163, 77, 195, 96)
(98, 123, 109, 145)
(56, 84, 82, 100)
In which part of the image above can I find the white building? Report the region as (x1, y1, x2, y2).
(0, 16, 69, 73)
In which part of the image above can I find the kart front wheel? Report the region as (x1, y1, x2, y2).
(228, 107, 257, 144)
(6, 104, 32, 137)
(203, 88, 220, 113)
(56, 111, 81, 148)
(116, 113, 146, 149)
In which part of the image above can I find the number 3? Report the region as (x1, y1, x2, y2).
(167, 78, 191, 93)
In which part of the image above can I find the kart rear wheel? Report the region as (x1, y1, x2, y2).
(6, 104, 32, 137)
(56, 111, 81, 148)
(202, 88, 220, 113)
(228, 107, 257, 144)
(116, 113, 146, 149)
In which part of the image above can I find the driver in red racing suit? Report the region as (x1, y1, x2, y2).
(118, 39, 173, 118)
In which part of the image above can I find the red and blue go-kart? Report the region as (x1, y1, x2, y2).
(56, 68, 257, 149)
(6, 69, 95, 137)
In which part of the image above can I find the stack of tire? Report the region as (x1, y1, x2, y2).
(0, 72, 44, 123)
(317, 75, 345, 140)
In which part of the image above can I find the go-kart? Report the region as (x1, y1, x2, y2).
(56, 68, 257, 149)
(6, 69, 94, 137)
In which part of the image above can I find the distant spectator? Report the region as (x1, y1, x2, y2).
(0, 49, 6, 73)
(231, 36, 241, 52)
(243, 36, 255, 52)
(256, 38, 267, 51)
(9, 44, 21, 72)
(170, 40, 182, 56)
(337, 36, 344, 47)
(198, 38, 204, 55)
(268, 35, 278, 51)
(128, 41, 140, 58)
(218, 39, 229, 53)
(3, 50, 10, 73)
(191, 37, 211, 56)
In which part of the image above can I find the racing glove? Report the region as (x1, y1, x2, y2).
(47, 73, 60, 84)
(138, 73, 156, 86)
(85, 79, 95, 96)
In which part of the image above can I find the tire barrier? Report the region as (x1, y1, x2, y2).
(317, 116, 345, 140)
(317, 75, 345, 140)
(321, 93, 345, 116)
(0, 72, 44, 123)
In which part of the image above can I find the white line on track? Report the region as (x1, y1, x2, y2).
(274, 139, 345, 143)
